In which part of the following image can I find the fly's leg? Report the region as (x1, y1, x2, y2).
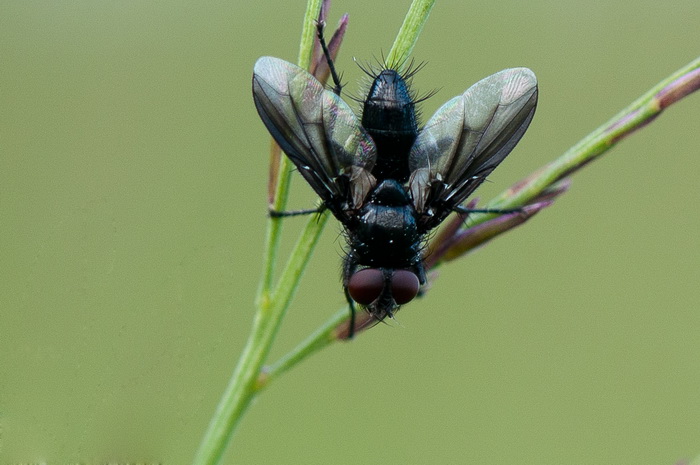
(268, 207, 325, 218)
(315, 21, 343, 96)
(343, 287, 357, 339)
(453, 205, 523, 215)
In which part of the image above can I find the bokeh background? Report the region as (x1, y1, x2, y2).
(2, 1, 699, 464)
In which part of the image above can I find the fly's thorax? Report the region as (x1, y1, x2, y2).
(349, 180, 422, 268)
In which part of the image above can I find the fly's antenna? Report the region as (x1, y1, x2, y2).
(315, 21, 343, 96)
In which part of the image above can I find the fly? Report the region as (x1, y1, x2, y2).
(252, 25, 538, 337)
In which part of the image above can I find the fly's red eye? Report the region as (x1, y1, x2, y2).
(347, 268, 384, 305)
(390, 270, 420, 305)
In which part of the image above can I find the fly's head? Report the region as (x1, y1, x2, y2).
(344, 265, 424, 321)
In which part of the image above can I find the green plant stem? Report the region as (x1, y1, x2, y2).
(193, 211, 330, 465)
(191, 2, 323, 464)
(258, 1, 323, 305)
(386, 0, 435, 67)
(257, 306, 348, 390)
(259, 55, 700, 386)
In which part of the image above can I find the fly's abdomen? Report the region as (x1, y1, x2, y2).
(361, 70, 418, 183)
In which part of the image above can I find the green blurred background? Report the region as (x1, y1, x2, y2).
(2, 1, 699, 464)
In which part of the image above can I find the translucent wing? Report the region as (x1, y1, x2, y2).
(253, 56, 377, 221)
(408, 68, 538, 230)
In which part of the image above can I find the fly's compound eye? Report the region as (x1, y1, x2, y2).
(390, 270, 420, 305)
(348, 268, 384, 305)
(348, 268, 421, 306)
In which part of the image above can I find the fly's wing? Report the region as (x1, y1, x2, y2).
(408, 68, 538, 231)
(253, 56, 377, 221)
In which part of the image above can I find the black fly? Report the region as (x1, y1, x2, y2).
(252, 27, 538, 337)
